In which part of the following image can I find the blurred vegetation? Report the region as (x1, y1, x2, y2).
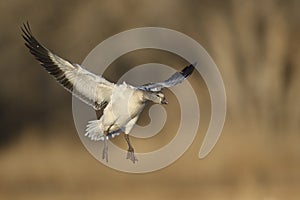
(0, 0, 299, 199)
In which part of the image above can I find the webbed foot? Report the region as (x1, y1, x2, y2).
(126, 147, 138, 164)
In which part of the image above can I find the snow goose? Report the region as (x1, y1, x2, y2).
(21, 23, 195, 163)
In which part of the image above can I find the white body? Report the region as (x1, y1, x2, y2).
(85, 82, 146, 140)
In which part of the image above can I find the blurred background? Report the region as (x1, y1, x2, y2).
(0, 0, 300, 199)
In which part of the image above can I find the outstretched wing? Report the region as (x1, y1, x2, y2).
(137, 63, 196, 92)
(21, 23, 114, 110)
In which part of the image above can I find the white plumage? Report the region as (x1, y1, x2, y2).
(21, 23, 195, 163)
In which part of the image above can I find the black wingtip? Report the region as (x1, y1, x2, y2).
(20, 21, 50, 58)
(20, 21, 31, 38)
(180, 62, 196, 78)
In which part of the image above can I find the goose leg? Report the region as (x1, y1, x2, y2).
(95, 110, 109, 162)
(124, 134, 138, 163)
(102, 136, 109, 162)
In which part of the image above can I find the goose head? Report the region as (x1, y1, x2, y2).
(144, 91, 168, 104)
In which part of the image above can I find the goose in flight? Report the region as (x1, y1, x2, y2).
(21, 23, 195, 163)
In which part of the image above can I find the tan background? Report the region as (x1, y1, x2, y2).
(0, 0, 299, 199)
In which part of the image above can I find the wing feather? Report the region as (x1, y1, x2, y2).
(21, 22, 114, 110)
(138, 63, 196, 92)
